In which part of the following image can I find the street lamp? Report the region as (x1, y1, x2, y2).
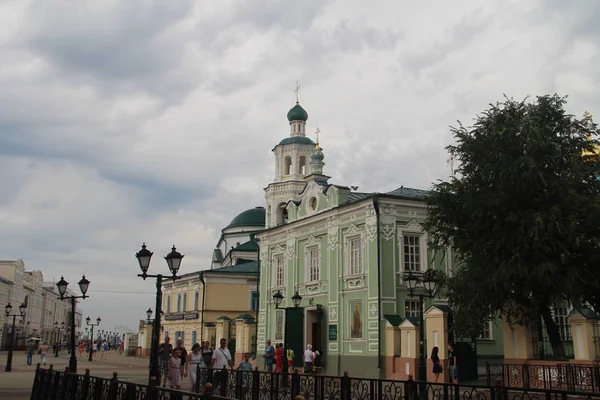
(86, 316, 101, 362)
(4, 302, 27, 372)
(54, 321, 65, 357)
(56, 275, 90, 373)
(136, 243, 184, 386)
(403, 269, 440, 387)
(272, 291, 303, 375)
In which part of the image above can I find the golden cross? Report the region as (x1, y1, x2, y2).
(295, 80, 300, 104)
(315, 127, 321, 147)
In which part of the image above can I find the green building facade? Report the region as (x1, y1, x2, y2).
(256, 101, 503, 379)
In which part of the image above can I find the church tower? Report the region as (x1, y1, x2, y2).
(264, 98, 316, 227)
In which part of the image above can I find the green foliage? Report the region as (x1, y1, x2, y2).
(426, 95, 600, 342)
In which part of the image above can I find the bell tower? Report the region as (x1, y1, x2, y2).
(264, 88, 316, 228)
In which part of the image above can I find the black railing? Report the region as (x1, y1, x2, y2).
(30, 364, 230, 400)
(486, 362, 600, 392)
(531, 318, 574, 361)
(31, 363, 600, 400)
(193, 365, 600, 400)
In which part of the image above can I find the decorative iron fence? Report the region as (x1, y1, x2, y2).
(30, 364, 230, 400)
(31, 363, 600, 400)
(192, 365, 600, 400)
(486, 363, 600, 392)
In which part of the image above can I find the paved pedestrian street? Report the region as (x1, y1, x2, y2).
(0, 350, 196, 400)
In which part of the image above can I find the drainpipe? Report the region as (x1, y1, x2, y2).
(373, 193, 382, 371)
(199, 271, 206, 345)
(254, 236, 261, 358)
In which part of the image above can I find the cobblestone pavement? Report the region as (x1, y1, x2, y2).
(0, 350, 195, 400)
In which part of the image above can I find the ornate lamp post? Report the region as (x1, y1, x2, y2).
(136, 243, 184, 386)
(403, 269, 439, 389)
(4, 302, 27, 372)
(56, 275, 90, 373)
(54, 321, 65, 357)
(272, 290, 302, 375)
(86, 316, 101, 362)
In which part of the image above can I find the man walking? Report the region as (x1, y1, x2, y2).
(158, 336, 173, 387)
(448, 343, 458, 384)
(25, 340, 36, 366)
(263, 339, 275, 372)
(39, 342, 50, 366)
(212, 338, 233, 385)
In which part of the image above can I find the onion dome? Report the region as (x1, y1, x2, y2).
(287, 103, 308, 122)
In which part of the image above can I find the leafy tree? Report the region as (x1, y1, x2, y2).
(426, 95, 600, 358)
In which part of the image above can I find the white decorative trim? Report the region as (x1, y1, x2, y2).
(329, 343, 339, 352)
(306, 235, 319, 247)
(329, 306, 338, 322)
(347, 223, 360, 236)
(368, 302, 378, 319)
(380, 224, 395, 241)
(327, 231, 339, 252)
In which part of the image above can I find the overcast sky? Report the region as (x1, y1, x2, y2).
(0, 0, 598, 332)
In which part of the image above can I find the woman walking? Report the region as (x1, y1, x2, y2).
(303, 344, 316, 373)
(431, 346, 442, 383)
(168, 349, 184, 389)
(187, 343, 204, 390)
(274, 343, 283, 373)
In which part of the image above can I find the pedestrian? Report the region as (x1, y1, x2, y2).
(186, 343, 203, 389)
(448, 343, 458, 384)
(303, 344, 316, 373)
(25, 340, 35, 366)
(431, 346, 442, 383)
(274, 343, 283, 373)
(101, 341, 109, 360)
(168, 348, 184, 389)
(78, 342, 85, 357)
(212, 338, 233, 385)
(201, 341, 213, 368)
(262, 339, 275, 372)
(158, 337, 173, 387)
(237, 352, 253, 397)
(39, 342, 50, 366)
(286, 344, 295, 371)
(175, 339, 188, 373)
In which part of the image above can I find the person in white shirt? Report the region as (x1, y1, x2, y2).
(211, 338, 233, 370)
(303, 344, 316, 373)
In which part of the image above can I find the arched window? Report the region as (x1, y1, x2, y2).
(277, 203, 288, 225)
(299, 156, 306, 175)
(285, 157, 292, 175)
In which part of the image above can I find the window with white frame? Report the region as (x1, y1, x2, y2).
(348, 238, 363, 275)
(307, 247, 320, 282)
(403, 235, 421, 271)
(404, 299, 420, 318)
(479, 320, 493, 340)
(275, 256, 284, 287)
(552, 305, 572, 340)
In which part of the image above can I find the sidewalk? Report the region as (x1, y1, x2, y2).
(0, 350, 169, 400)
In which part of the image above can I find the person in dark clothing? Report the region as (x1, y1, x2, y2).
(201, 341, 213, 368)
(175, 340, 188, 372)
(448, 343, 457, 384)
(431, 346, 442, 382)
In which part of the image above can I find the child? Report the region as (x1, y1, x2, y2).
(168, 349, 184, 389)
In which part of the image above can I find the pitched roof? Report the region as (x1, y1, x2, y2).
(205, 261, 258, 275)
(233, 241, 259, 252)
(384, 314, 403, 327)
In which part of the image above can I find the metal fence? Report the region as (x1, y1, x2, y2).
(593, 321, 600, 361)
(486, 362, 600, 392)
(30, 364, 230, 400)
(31, 363, 600, 400)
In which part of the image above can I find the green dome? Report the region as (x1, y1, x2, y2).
(225, 207, 265, 229)
(278, 137, 315, 146)
(287, 103, 308, 122)
(311, 146, 324, 162)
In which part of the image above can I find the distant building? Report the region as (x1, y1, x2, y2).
(159, 208, 262, 362)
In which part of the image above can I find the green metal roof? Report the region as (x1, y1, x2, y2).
(224, 207, 265, 230)
(216, 316, 231, 321)
(233, 241, 259, 252)
(384, 314, 403, 327)
(287, 103, 308, 121)
(275, 136, 315, 148)
(235, 313, 255, 320)
(205, 261, 258, 275)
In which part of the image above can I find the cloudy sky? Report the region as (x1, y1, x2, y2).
(0, 0, 598, 331)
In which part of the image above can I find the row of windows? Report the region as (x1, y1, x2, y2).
(164, 291, 260, 313)
(273, 235, 423, 287)
(165, 292, 200, 313)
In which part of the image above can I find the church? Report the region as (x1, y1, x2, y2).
(255, 98, 504, 379)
